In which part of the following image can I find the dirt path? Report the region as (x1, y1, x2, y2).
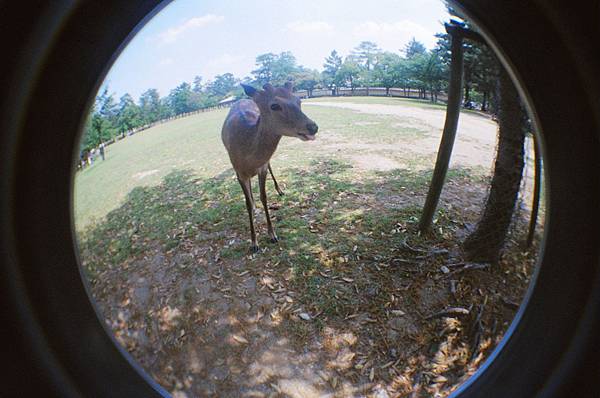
(305, 101, 499, 170)
(86, 169, 536, 398)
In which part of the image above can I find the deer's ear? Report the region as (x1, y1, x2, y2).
(284, 81, 293, 91)
(241, 83, 257, 98)
(262, 83, 274, 95)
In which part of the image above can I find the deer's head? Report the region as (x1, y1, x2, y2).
(241, 82, 318, 141)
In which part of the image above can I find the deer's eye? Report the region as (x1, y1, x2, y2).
(270, 103, 282, 111)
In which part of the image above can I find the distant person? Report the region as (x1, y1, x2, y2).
(99, 142, 105, 161)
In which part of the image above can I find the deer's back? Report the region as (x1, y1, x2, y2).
(221, 99, 260, 152)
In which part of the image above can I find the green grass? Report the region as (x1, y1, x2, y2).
(75, 98, 453, 230)
(75, 96, 492, 282)
(74, 109, 231, 228)
(78, 156, 478, 310)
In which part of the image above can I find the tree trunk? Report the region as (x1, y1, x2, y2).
(463, 83, 471, 106)
(386, 87, 390, 96)
(482, 91, 488, 112)
(419, 32, 464, 232)
(463, 69, 527, 262)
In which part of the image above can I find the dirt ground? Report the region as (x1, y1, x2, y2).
(83, 102, 539, 397)
(306, 102, 499, 170)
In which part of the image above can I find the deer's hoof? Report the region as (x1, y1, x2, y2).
(250, 245, 260, 253)
(270, 236, 279, 243)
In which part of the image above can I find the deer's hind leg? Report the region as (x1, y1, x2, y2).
(237, 175, 259, 252)
(259, 168, 278, 243)
(268, 163, 284, 196)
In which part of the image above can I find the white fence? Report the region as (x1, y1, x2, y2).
(296, 87, 447, 102)
(102, 87, 447, 148)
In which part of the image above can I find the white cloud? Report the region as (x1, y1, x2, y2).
(207, 53, 245, 69)
(159, 57, 174, 66)
(353, 20, 437, 50)
(285, 21, 334, 34)
(157, 14, 224, 44)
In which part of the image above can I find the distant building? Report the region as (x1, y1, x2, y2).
(218, 96, 238, 106)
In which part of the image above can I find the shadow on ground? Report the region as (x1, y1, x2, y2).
(78, 159, 537, 398)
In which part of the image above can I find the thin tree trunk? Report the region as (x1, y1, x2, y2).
(482, 91, 488, 112)
(464, 83, 471, 106)
(463, 69, 527, 262)
(419, 32, 464, 232)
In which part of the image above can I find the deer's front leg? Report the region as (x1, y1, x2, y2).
(237, 175, 259, 252)
(259, 169, 278, 243)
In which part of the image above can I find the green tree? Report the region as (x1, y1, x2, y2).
(406, 54, 428, 97)
(322, 50, 343, 89)
(192, 75, 204, 93)
(252, 52, 299, 86)
(373, 52, 402, 95)
(206, 73, 238, 99)
(97, 87, 118, 121)
(167, 82, 195, 115)
(438, 7, 500, 111)
(116, 94, 142, 134)
(352, 41, 381, 93)
(338, 57, 362, 92)
(294, 67, 321, 96)
(139, 88, 162, 123)
(404, 37, 427, 58)
(418, 50, 447, 102)
(94, 87, 118, 140)
(351, 41, 381, 71)
(468, 43, 498, 111)
(160, 97, 174, 118)
(252, 53, 277, 85)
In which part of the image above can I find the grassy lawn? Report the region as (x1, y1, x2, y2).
(75, 97, 538, 397)
(75, 96, 480, 230)
(74, 109, 230, 228)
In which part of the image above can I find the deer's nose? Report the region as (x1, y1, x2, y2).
(306, 122, 318, 135)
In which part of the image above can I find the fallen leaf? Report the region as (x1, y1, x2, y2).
(433, 375, 448, 383)
(298, 313, 311, 321)
(232, 334, 249, 344)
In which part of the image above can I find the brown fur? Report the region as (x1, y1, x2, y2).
(221, 82, 318, 251)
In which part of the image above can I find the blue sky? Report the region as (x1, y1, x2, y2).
(104, 0, 450, 100)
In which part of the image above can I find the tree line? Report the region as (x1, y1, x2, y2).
(81, 33, 497, 153)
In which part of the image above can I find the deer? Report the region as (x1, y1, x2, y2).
(221, 81, 318, 252)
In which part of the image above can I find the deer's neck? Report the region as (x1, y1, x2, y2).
(252, 116, 281, 162)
